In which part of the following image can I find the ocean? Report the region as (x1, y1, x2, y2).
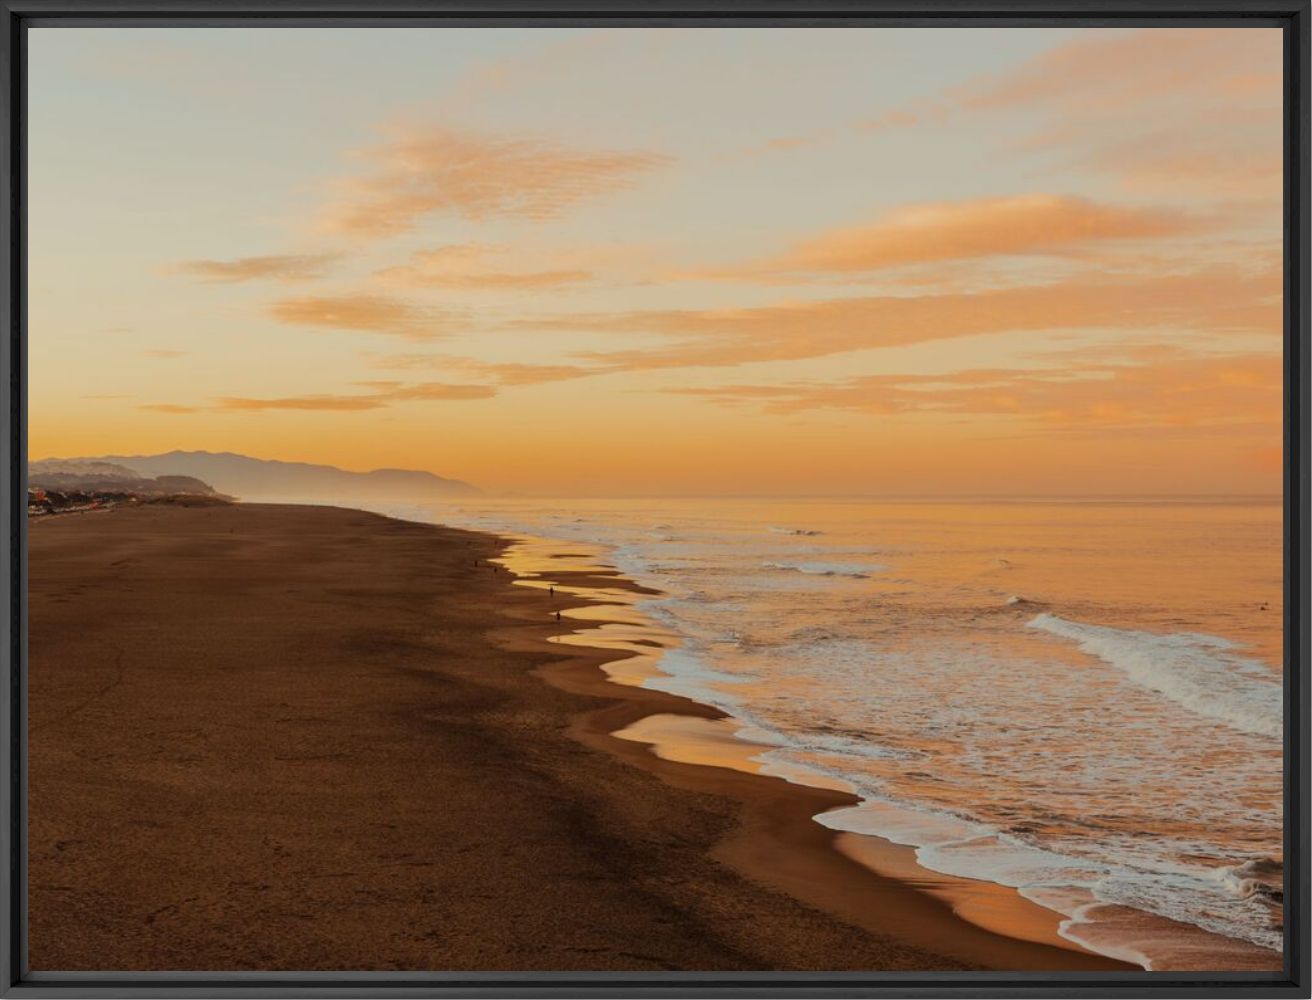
(379, 496, 1284, 971)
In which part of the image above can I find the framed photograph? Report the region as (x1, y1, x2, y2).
(3, 1, 1308, 996)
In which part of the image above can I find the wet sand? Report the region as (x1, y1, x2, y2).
(27, 503, 1134, 972)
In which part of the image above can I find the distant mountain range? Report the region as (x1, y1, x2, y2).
(47, 451, 480, 502)
(29, 459, 225, 498)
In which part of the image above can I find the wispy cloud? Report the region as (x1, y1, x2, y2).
(1067, 120, 1282, 200)
(955, 28, 1279, 114)
(436, 30, 622, 115)
(668, 351, 1280, 431)
(138, 402, 199, 413)
(748, 29, 1281, 205)
(268, 293, 461, 340)
(381, 382, 497, 402)
(690, 195, 1202, 281)
(171, 253, 340, 283)
(216, 394, 389, 412)
(144, 380, 497, 414)
(374, 244, 592, 290)
(321, 126, 673, 238)
(517, 266, 1279, 372)
(365, 351, 599, 385)
(741, 104, 945, 158)
(971, 30, 1282, 201)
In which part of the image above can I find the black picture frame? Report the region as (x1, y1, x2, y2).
(1, 2, 1307, 996)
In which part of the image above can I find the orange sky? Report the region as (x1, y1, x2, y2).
(28, 27, 1284, 496)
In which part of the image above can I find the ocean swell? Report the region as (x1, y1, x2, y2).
(1026, 613, 1281, 739)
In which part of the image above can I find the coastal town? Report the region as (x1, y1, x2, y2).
(26, 459, 229, 516)
(27, 486, 136, 517)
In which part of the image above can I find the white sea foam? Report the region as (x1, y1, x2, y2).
(1210, 858, 1284, 901)
(761, 560, 883, 578)
(813, 796, 1283, 958)
(769, 526, 825, 536)
(1027, 613, 1281, 739)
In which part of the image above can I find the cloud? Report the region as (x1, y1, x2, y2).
(518, 265, 1279, 372)
(1071, 122, 1282, 200)
(969, 30, 1282, 201)
(734, 128, 840, 158)
(469, 362, 599, 385)
(856, 106, 941, 134)
(742, 105, 944, 158)
(321, 126, 673, 238)
(956, 28, 1280, 114)
(746, 29, 1281, 206)
(171, 254, 339, 283)
(385, 382, 498, 402)
(987, 34, 1279, 252)
(366, 352, 599, 386)
(211, 381, 496, 412)
(138, 403, 199, 413)
(668, 351, 1280, 431)
(694, 195, 1201, 280)
(374, 244, 591, 290)
(268, 293, 460, 340)
(216, 395, 389, 412)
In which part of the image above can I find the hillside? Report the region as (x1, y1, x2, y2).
(29, 459, 224, 499)
(67, 451, 480, 502)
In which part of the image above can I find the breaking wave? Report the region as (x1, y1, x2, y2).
(1027, 613, 1281, 739)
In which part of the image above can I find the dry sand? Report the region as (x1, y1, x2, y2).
(27, 503, 1133, 972)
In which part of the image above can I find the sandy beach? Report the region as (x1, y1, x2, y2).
(27, 503, 1134, 972)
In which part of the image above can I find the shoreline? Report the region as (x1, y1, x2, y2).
(476, 529, 1136, 972)
(25, 502, 1135, 970)
(471, 519, 1282, 974)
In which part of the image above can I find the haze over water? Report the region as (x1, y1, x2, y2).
(388, 495, 1283, 971)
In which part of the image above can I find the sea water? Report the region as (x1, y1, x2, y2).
(384, 496, 1283, 971)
